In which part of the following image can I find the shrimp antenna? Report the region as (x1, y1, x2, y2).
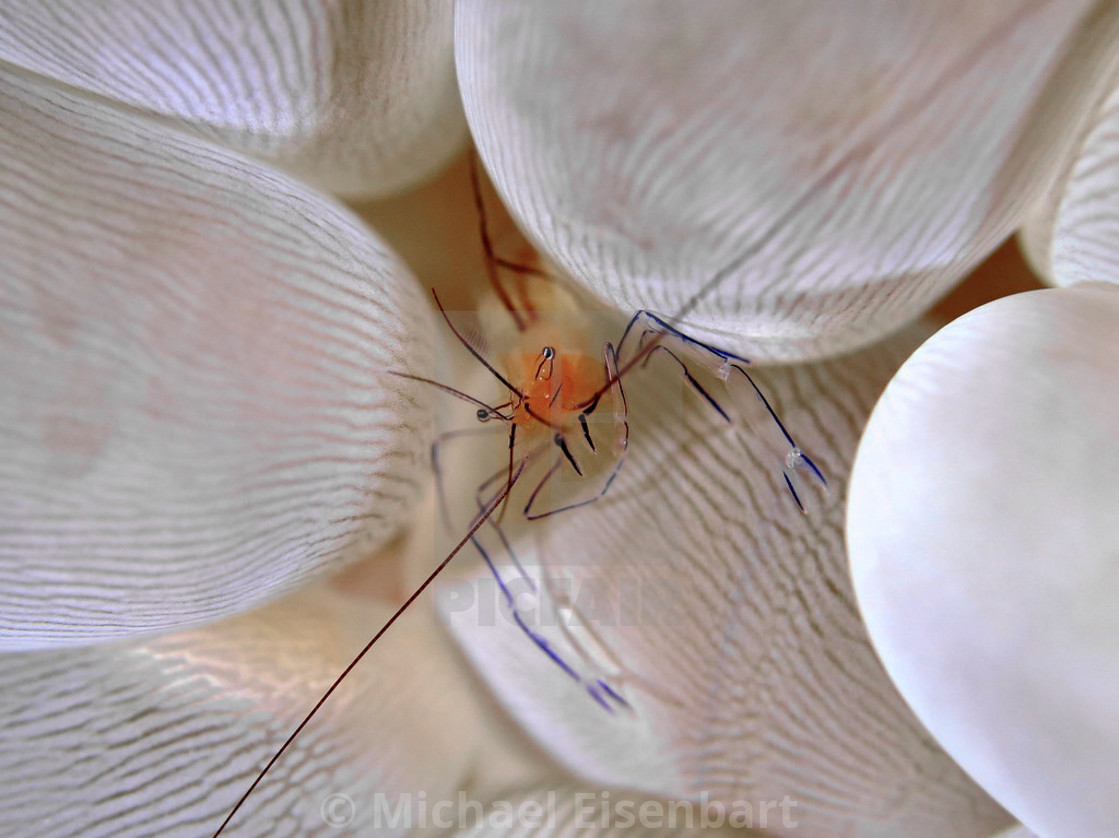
(388, 371, 512, 421)
(210, 463, 526, 837)
(431, 288, 525, 398)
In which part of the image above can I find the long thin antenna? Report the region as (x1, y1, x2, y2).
(388, 371, 512, 421)
(211, 463, 525, 837)
(431, 288, 525, 398)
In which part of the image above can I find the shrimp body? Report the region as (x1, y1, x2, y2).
(507, 345, 599, 436)
(465, 251, 631, 495)
(209, 163, 827, 834)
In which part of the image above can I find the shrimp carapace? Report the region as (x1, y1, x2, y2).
(507, 347, 605, 432)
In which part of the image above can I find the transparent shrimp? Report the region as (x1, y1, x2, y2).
(196, 3, 1059, 826)
(209, 157, 825, 835)
(404, 158, 827, 713)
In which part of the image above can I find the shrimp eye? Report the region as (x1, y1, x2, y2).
(541, 346, 555, 359)
(476, 408, 491, 422)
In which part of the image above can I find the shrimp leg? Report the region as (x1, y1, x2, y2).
(468, 478, 628, 711)
(431, 425, 507, 531)
(620, 310, 827, 511)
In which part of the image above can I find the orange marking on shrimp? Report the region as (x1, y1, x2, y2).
(507, 348, 601, 435)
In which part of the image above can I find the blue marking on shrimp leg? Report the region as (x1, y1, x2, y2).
(585, 684, 615, 712)
(596, 679, 630, 709)
(639, 343, 732, 424)
(486, 519, 533, 591)
(728, 362, 828, 510)
(471, 533, 625, 710)
(467, 505, 627, 710)
(731, 363, 797, 448)
(471, 462, 625, 708)
(622, 307, 827, 510)
(731, 363, 828, 489)
(783, 472, 805, 513)
(617, 310, 752, 366)
(800, 452, 826, 487)
(511, 610, 581, 682)
(471, 536, 577, 680)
